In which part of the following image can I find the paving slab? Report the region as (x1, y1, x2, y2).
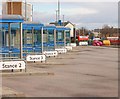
(2, 87, 25, 97)
(1, 64, 54, 77)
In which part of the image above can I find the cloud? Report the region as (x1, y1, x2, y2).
(33, 11, 55, 23)
(75, 22, 118, 30)
(32, 2, 118, 29)
(62, 2, 118, 23)
(62, 7, 98, 16)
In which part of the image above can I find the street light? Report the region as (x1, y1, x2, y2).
(56, 10, 58, 22)
(62, 15, 64, 26)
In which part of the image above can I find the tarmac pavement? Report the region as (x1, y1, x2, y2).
(1, 46, 118, 97)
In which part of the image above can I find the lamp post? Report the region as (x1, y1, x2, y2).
(56, 10, 58, 22)
(58, 0, 60, 21)
(63, 15, 64, 26)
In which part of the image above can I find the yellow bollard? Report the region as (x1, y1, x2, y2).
(103, 40, 110, 46)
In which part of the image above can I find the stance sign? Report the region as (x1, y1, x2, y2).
(43, 51, 58, 57)
(65, 46, 72, 51)
(79, 42, 88, 46)
(0, 61, 25, 70)
(26, 55, 46, 62)
(55, 48, 67, 54)
(70, 43, 76, 47)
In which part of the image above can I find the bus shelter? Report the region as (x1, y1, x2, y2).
(43, 25, 56, 52)
(0, 15, 24, 60)
(22, 22, 44, 57)
(56, 26, 70, 48)
(65, 27, 71, 46)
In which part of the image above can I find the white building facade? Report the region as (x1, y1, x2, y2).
(2, 1, 32, 21)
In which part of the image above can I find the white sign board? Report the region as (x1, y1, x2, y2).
(55, 48, 67, 54)
(70, 43, 77, 47)
(93, 38, 101, 41)
(107, 37, 119, 40)
(26, 55, 46, 62)
(79, 36, 88, 39)
(79, 42, 88, 46)
(0, 61, 26, 70)
(65, 46, 72, 51)
(43, 51, 58, 57)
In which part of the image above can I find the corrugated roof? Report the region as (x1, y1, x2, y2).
(23, 22, 44, 30)
(43, 25, 56, 30)
(23, 21, 43, 25)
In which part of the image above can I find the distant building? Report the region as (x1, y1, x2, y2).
(92, 32, 101, 37)
(2, 1, 32, 21)
(50, 21, 76, 39)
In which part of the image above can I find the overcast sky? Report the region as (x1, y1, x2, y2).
(30, 1, 118, 30)
(0, 0, 119, 30)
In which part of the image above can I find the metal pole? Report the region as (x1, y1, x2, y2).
(25, 30, 27, 47)
(54, 29, 56, 50)
(69, 30, 71, 44)
(3, 28, 6, 47)
(47, 29, 48, 51)
(63, 15, 64, 26)
(64, 30, 66, 47)
(56, 10, 58, 22)
(23, 29, 24, 47)
(74, 27, 76, 43)
(41, 27, 43, 54)
(8, 23, 11, 50)
(0, 29, 2, 53)
(20, 23, 23, 59)
(32, 27, 34, 48)
(58, 0, 60, 21)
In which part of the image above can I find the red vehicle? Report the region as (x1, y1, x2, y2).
(76, 36, 89, 46)
(107, 37, 120, 45)
(78, 36, 89, 41)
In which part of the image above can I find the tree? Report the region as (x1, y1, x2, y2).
(101, 24, 112, 38)
(100, 24, 118, 37)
